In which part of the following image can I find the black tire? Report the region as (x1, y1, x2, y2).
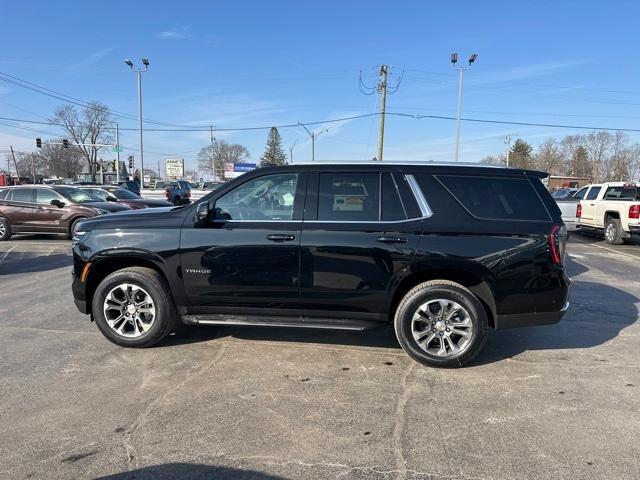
(394, 280, 489, 368)
(67, 217, 86, 240)
(604, 218, 624, 245)
(0, 216, 12, 241)
(91, 267, 179, 347)
(173, 196, 181, 206)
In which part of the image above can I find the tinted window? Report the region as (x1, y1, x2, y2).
(36, 188, 62, 204)
(11, 189, 34, 203)
(381, 173, 406, 221)
(586, 186, 601, 200)
(85, 188, 109, 201)
(56, 187, 101, 203)
(216, 173, 298, 221)
(604, 186, 640, 200)
(318, 172, 380, 222)
(437, 175, 549, 221)
(0, 189, 7, 200)
(574, 187, 588, 200)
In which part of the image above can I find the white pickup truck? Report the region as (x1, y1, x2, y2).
(575, 182, 640, 244)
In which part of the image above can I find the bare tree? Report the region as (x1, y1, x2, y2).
(197, 139, 250, 177)
(13, 152, 48, 180)
(50, 102, 114, 182)
(534, 138, 564, 175)
(627, 144, 640, 182)
(583, 131, 613, 182)
(480, 154, 506, 166)
(39, 141, 84, 179)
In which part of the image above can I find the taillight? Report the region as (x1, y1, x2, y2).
(185, 191, 191, 198)
(548, 224, 567, 266)
(576, 203, 582, 218)
(630, 205, 640, 219)
(165, 189, 170, 198)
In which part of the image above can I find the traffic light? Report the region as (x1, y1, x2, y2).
(62, 139, 69, 148)
(36, 138, 42, 148)
(128, 155, 134, 170)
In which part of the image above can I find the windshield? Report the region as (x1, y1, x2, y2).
(110, 188, 140, 200)
(56, 187, 102, 203)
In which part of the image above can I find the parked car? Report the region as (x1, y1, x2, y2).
(71, 163, 570, 368)
(575, 182, 640, 244)
(0, 185, 130, 240)
(153, 181, 167, 190)
(77, 186, 173, 209)
(551, 187, 578, 199)
(164, 181, 192, 205)
(117, 180, 141, 196)
(555, 196, 580, 232)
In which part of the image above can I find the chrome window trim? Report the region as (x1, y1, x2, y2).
(405, 174, 433, 218)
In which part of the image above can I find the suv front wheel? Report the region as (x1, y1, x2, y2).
(394, 280, 488, 368)
(92, 267, 178, 347)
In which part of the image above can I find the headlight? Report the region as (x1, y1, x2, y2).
(95, 208, 109, 215)
(72, 230, 88, 246)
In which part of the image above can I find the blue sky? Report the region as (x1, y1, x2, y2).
(2, 0, 640, 173)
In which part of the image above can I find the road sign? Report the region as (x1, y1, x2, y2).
(111, 146, 123, 153)
(166, 158, 184, 179)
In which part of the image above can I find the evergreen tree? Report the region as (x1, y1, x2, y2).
(509, 139, 534, 169)
(259, 127, 287, 167)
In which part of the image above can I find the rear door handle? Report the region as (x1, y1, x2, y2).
(377, 236, 407, 244)
(266, 234, 295, 242)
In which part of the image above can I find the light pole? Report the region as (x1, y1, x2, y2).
(124, 58, 149, 187)
(451, 52, 478, 162)
(289, 139, 298, 164)
(298, 123, 329, 161)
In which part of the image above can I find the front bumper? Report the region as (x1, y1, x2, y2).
(495, 302, 570, 330)
(72, 269, 89, 314)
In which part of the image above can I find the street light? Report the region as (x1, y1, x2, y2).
(289, 138, 298, 164)
(124, 58, 150, 187)
(451, 52, 478, 162)
(298, 123, 329, 161)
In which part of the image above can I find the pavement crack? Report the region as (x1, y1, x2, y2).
(122, 342, 228, 470)
(392, 361, 414, 480)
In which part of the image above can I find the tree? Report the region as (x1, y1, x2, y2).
(583, 131, 613, 183)
(259, 127, 287, 167)
(13, 152, 48, 180)
(509, 139, 534, 169)
(197, 139, 250, 178)
(534, 138, 563, 175)
(568, 145, 591, 179)
(480, 154, 506, 166)
(50, 102, 114, 182)
(39, 141, 84, 179)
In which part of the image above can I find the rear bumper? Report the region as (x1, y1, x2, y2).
(629, 225, 640, 235)
(495, 302, 570, 330)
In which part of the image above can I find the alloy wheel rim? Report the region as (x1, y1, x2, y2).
(606, 224, 615, 241)
(411, 299, 474, 357)
(103, 283, 156, 338)
(0, 222, 5, 236)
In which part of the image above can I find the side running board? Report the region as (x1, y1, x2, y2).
(181, 314, 382, 331)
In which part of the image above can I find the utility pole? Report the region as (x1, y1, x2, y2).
(376, 64, 388, 161)
(504, 135, 512, 167)
(9, 145, 18, 178)
(124, 58, 149, 188)
(115, 123, 121, 183)
(451, 53, 478, 162)
(157, 160, 161, 181)
(210, 125, 216, 181)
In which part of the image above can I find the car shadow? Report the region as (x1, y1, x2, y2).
(163, 255, 638, 366)
(0, 252, 72, 275)
(96, 463, 285, 479)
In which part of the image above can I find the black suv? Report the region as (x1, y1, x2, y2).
(71, 163, 570, 367)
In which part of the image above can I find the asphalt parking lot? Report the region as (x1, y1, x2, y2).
(1, 234, 639, 480)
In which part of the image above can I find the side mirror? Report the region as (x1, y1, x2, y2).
(196, 202, 209, 222)
(106, 195, 118, 202)
(50, 199, 65, 208)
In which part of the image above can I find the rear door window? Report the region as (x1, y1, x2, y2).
(318, 172, 380, 222)
(436, 175, 550, 221)
(586, 186, 601, 200)
(10, 188, 34, 203)
(574, 187, 588, 200)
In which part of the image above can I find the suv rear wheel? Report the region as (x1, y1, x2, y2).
(394, 280, 488, 368)
(0, 217, 12, 241)
(92, 267, 178, 347)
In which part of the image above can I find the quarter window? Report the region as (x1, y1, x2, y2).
(381, 173, 406, 221)
(318, 172, 380, 222)
(216, 173, 298, 221)
(437, 175, 549, 221)
(586, 187, 601, 200)
(574, 187, 588, 200)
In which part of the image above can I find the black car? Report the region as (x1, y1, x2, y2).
(117, 180, 141, 196)
(164, 181, 192, 205)
(71, 163, 570, 368)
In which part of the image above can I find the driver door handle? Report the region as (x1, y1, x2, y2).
(266, 234, 295, 242)
(377, 236, 407, 244)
